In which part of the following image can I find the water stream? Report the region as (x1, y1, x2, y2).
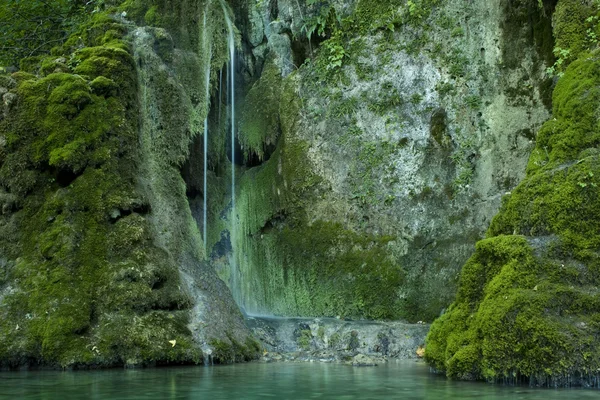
(220, 0, 239, 305)
(202, 6, 212, 256)
(2, 361, 598, 399)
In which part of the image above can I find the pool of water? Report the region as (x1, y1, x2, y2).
(0, 360, 598, 399)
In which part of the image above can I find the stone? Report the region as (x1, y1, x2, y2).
(348, 354, 380, 367)
(3, 92, 16, 108)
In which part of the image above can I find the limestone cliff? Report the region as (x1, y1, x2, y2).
(425, 0, 600, 386)
(1, 0, 599, 378)
(223, 0, 554, 322)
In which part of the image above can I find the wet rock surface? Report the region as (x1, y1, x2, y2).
(247, 316, 429, 366)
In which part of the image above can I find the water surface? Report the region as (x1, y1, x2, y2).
(0, 360, 597, 399)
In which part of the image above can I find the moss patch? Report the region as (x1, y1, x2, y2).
(0, 13, 201, 369)
(239, 59, 283, 161)
(425, 48, 600, 386)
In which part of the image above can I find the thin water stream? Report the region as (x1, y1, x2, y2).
(1, 361, 597, 399)
(220, 0, 239, 305)
(202, 6, 212, 256)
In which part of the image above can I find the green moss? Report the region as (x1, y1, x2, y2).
(298, 330, 313, 350)
(351, 0, 442, 34)
(0, 12, 201, 369)
(61, 13, 129, 55)
(276, 220, 402, 319)
(121, 0, 231, 53)
(90, 76, 119, 97)
(209, 334, 260, 364)
(230, 70, 405, 320)
(317, 326, 325, 340)
(500, 0, 556, 71)
(238, 59, 283, 161)
(425, 48, 600, 386)
(329, 332, 341, 349)
(39, 57, 70, 76)
(144, 6, 161, 26)
(430, 108, 449, 147)
(552, 0, 600, 70)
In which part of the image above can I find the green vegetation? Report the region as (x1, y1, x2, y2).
(425, 41, 600, 385)
(234, 135, 404, 319)
(0, 6, 207, 369)
(239, 59, 283, 161)
(231, 74, 406, 320)
(0, 0, 107, 67)
(210, 334, 261, 364)
(298, 330, 313, 350)
(549, 0, 600, 74)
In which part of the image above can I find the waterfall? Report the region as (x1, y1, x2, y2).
(218, 68, 223, 130)
(222, 7, 235, 218)
(221, 0, 239, 305)
(202, 7, 212, 257)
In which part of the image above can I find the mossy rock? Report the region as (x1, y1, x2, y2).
(0, 12, 204, 369)
(209, 334, 261, 364)
(238, 58, 283, 161)
(425, 49, 600, 386)
(553, 0, 600, 70)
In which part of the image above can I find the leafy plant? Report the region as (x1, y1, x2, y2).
(301, 1, 349, 73)
(545, 47, 570, 78)
(323, 38, 346, 70)
(0, 0, 101, 67)
(301, 0, 339, 41)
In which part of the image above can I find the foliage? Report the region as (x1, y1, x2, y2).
(546, 0, 600, 76)
(0, 0, 105, 67)
(301, 0, 338, 41)
(300, 1, 348, 73)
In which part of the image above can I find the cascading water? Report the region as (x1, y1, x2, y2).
(218, 68, 223, 128)
(220, 0, 239, 305)
(203, 118, 208, 256)
(202, 6, 212, 257)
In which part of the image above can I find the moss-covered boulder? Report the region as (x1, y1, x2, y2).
(0, 3, 259, 368)
(425, 48, 600, 386)
(0, 14, 203, 369)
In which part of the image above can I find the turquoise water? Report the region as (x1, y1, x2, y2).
(0, 360, 597, 399)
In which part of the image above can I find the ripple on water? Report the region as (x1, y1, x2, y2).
(0, 361, 599, 399)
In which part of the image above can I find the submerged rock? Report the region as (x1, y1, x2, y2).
(347, 354, 381, 367)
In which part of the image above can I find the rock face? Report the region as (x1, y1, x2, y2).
(425, 0, 600, 387)
(1, 0, 597, 377)
(247, 316, 428, 363)
(223, 0, 554, 322)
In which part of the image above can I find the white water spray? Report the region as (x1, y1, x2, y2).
(218, 68, 223, 129)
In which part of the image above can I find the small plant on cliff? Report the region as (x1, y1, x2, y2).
(545, 47, 570, 78)
(301, 0, 336, 40)
(297, 1, 349, 73)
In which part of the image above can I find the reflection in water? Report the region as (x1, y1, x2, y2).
(0, 361, 598, 400)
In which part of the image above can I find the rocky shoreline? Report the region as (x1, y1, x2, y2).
(246, 316, 429, 367)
